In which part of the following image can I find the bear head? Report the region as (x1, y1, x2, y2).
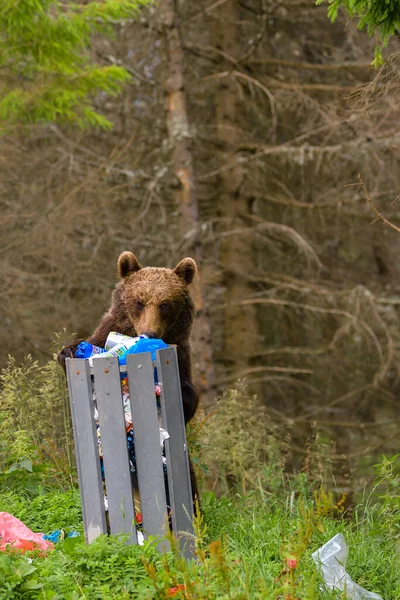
(116, 251, 197, 343)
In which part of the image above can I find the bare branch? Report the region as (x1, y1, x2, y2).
(246, 58, 373, 71)
(217, 365, 313, 385)
(358, 174, 400, 234)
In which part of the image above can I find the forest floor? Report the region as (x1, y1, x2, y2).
(0, 458, 399, 599)
(0, 361, 399, 598)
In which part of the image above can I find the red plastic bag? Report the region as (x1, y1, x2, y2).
(0, 512, 53, 553)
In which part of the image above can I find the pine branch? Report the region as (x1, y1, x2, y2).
(0, 0, 151, 129)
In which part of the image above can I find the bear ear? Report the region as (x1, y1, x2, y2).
(173, 257, 197, 284)
(118, 252, 142, 279)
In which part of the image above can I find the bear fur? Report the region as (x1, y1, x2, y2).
(58, 252, 200, 502)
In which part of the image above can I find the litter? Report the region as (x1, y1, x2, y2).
(76, 332, 169, 368)
(42, 530, 80, 543)
(0, 512, 53, 554)
(312, 533, 383, 600)
(77, 332, 171, 521)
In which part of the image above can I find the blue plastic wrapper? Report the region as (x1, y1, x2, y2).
(76, 341, 107, 359)
(120, 337, 168, 365)
(43, 530, 80, 543)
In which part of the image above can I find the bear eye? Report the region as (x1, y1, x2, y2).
(135, 300, 144, 311)
(160, 302, 171, 313)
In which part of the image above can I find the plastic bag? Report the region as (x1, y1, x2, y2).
(312, 533, 383, 600)
(0, 512, 53, 553)
(43, 529, 80, 543)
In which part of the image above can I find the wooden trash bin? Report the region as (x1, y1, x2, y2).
(66, 346, 194, 558)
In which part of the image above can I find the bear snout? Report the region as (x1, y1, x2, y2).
(142, 330, 157, 339)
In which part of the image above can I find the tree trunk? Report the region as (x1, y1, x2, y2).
(212, 0, 263, 391)
(159, 0, 215, 408)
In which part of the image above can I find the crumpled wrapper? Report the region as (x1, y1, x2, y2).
(312, 533, 383, 600)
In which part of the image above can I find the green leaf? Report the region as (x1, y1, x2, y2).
(372, 45, 384, 69)
(19, 459, 33, 472)
(6, 459, 33, 473)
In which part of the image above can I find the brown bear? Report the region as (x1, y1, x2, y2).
(58, 251, 200, 503)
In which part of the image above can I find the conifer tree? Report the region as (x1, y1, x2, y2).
(0, 0, 150, 128)
(317, 0, 400, 65)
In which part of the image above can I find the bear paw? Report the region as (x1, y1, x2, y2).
(57, 340, 83, 372)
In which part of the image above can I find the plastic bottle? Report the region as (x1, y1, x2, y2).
(91, 342, 134, 361)
(105, 332, 142, 351)
(93, 334, 150, 361)
(91, 335, 167, 383)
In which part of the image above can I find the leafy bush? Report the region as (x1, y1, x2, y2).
(0, 488, 82, 535)
(0, 359, 399, 598)
(194, 381, 290, 496)
(0, 465, 399, 598)
(0, 354, 74, 492)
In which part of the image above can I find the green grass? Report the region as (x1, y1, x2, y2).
(0, 366, 399, 599)
(0, 488, 82, 536)
(0, 468, 398, 599)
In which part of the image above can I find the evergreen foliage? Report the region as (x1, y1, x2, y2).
(0, 0, 150, 129)
(317, 0, 400, 65)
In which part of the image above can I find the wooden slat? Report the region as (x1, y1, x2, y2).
(156, 347, 195, 558)
(66, 358, 107, 543)
(127, 353, 169, 548)
(92, 357, 137, 543)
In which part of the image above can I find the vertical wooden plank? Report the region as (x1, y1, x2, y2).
(156, 347, 195, 558)
(126, 353, 169, 548)
(66, 358, 107, 543)
(92, 357, 137, 543)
